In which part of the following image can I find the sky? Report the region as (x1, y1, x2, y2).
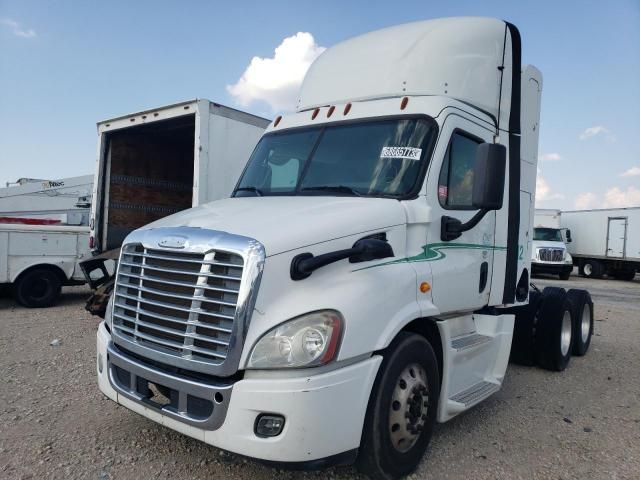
(1, 0, 639, 210)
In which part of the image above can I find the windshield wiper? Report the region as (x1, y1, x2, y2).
(301, 185, 362, 197)
(234, 186, 263, 197)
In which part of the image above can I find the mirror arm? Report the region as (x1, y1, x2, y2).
(441, 208, 489, 241)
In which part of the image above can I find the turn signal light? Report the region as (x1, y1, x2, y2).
(420, 282, 431, 293)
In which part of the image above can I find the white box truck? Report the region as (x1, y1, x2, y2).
(95, 18, 594, 479)
(0, 224, 90, 307)
(81, 100, 269, 314)
(562, 207, 639, 280)
(531, 208, 573, 279)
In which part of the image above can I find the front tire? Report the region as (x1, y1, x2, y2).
(357, 332, 439, 480)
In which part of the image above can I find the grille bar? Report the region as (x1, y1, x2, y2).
(115, 291, 235, 319)
(118, 271, 239, 294)
(113, 244, 244, 366)
(119, 261, 242, 281)
(124, 250, 242, 268)
(113, 302, 233, 333)
(114, 313, 231, 347)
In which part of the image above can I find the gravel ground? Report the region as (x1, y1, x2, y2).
(1, 273, 639, 480)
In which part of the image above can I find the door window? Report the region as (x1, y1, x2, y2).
(438, 132, 481, 209)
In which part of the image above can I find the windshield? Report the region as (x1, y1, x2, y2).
(234, 118, 436, 198)
(533, 228, 563, 242)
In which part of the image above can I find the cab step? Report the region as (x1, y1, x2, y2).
(450, 381, 500, 407)
(451, 333, 492, 351)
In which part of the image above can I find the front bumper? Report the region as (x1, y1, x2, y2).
(97, 322, 381, 463)
(531, 262, 573, 275)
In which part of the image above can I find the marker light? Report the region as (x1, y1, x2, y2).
(343, 103, 352, 115)
(273, 115, 282, 127)
(327, 105, 335, 117)
(247, 311, 343, 369)
(420, 282, 431, 293)
(311, 108, 320, 120)
(400, 96, 409, 110)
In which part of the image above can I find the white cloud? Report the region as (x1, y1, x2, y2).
(535, 171, 564, 205)
(579, 125, 615, 141)
(573, 186, 640, 210)
(538, 153, 562, 162)
(621, 166, 640, 177)
(574, 192, 598, 209)
(603, 186, 640, 208)
(0, 18, 36, 38)
(227, 32, 325, 113)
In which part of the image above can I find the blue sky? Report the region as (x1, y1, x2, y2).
(1, 0, 638, 209)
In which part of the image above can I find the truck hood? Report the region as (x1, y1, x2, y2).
(140, 196, 406, 256)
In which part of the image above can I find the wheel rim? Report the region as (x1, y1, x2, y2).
(584, 263, 592, 276)
(560, 310, 572, 356)
(581, 304, 591, 343)
(389, 363, 429, 453)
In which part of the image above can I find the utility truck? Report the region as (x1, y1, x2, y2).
(81, 100, 269, 315)
(562, 207, 639, 280)
(0, 223, 90, 307)
(96, 18, 594, 479)
(531, 209, 573, 279)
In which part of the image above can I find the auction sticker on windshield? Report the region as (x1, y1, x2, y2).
(380, 146, 422, 160)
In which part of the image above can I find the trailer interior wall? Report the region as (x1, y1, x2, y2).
(562, 207, 640, 261)
(101, 115, 195, 250)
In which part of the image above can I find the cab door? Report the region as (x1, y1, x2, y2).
(424, 115, 497, 313)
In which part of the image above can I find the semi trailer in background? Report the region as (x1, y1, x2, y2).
(94, 18, 594, 480)
(0, 223, 90, 307)
(562, 207, 639, 280)
(531, 209, 573, 279)
(81, 100, 269, 314)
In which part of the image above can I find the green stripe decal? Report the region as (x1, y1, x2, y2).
(354, 243, 507, 271)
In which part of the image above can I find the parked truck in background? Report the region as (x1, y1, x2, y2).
(95, 18, 594, 479)
(531, 208, 573, 280)
(562, 207, 639, 280)
(81, 100, 269, 314)
(0, 224, 90, 307)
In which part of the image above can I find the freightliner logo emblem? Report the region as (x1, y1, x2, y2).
(158, 235, 187, 249)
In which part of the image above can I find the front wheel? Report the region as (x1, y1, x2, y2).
(356, 333, 439, 480)
(14, 268, 62, 308)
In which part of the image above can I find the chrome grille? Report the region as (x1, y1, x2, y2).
(538, 248, 564, 262)
(112, 244, 244, 365)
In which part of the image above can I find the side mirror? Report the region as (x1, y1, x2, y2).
(565, 229, 572, 243)
(472, 143, 506, 210)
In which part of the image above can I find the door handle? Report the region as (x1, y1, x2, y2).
(479, 262, 488, 293)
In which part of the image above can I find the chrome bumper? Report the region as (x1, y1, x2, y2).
(107, 342, 233, 430)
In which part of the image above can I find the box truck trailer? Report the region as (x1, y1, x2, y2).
(81, 100, 270, 314)
(562, 207, 639, 280)
(531, 209, 573, 279)
(95, 18, 594, 479)
(0, 224, 90, 307)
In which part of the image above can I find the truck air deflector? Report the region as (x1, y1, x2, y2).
(502, 22, 522, 305)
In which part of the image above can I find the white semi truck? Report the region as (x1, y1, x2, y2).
(562, 207, 639, 280)
(96, 18, 594, 479)
(81, 100, 270, 314)
(531, 209, 573, 279)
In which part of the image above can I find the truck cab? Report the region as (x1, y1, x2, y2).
(95, 17, 568, 479)
(531, 209, 573, 280)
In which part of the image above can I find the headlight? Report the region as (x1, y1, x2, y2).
(247, 310, 343, 369)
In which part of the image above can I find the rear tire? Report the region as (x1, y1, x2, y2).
(14, 268, 62, 308)
(566, 289, 593, 356)
(356, 332, 439, 480)
(535, 287, 573, 371)
(581, 260, 604, 279)
(611, 269, 636, 281)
